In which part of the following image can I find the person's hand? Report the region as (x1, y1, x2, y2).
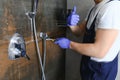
(54, 37, 71, 49)
(67, 6, 80, 26)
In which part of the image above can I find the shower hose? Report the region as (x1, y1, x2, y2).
(26, 0, 46, 80)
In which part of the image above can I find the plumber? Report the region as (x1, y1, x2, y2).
(55, 0, 120, 80)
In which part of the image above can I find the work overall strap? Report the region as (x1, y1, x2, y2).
(83, 0, 113, 43)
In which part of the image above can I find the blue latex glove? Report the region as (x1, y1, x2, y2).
(67, 6, 80, 26)
(54, 38, 71, 49)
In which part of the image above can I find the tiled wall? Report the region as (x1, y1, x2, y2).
(0, 0, 66, 80)
(0, 0, 67, 43)
(36, 0, 67, 32)
(0, 0, 31, 45)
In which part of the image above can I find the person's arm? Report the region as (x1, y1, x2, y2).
(69, 21, 86, 36)
(70, 29, 119, 58)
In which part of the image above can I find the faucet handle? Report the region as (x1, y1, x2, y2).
(40, 32, 48, 39)
(8, 33, 30, 60)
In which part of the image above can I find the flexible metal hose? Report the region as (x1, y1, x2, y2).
(26, 0, 46, 80)
(32, 0, 46, 79)
(32, 14, 46, 80)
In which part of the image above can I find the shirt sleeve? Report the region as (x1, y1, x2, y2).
(96, 1, 120, 30)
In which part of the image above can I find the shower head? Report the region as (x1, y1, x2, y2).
(8, 33, 30, 60)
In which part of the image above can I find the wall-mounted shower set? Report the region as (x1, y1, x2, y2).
(7, 0, 54, 80)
